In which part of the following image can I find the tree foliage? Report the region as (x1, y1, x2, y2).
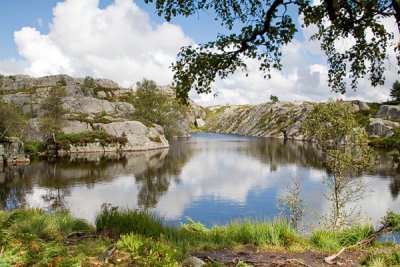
(40, 86, 67, 137)
(390, 80, 400, 103)
(131, 79, 185, 139)
(0, 101, 26, 139)
(302, 102, 375, 229)
(145, 0, 400, 103)
(270, 94, 279, 103)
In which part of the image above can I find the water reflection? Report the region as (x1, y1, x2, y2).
(0, 133, 399, 227)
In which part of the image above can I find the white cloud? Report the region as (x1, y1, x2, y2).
(36, 18, 43, 27)
(191, 16, 398, 106)
(0, 0, 398, 105)
(0, 0, 191, 87)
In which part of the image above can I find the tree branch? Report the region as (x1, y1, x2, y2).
(232, 0, 285, 56)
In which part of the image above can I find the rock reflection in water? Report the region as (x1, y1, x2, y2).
(0, 133, 399, 226)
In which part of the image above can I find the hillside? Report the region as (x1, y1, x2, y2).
(0, 74, 205, 162)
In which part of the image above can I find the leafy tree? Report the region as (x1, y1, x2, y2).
(390, 80, 400, 103)
(131, 79, 185, 139)
(40, 86, 67, 139)
(144, 0, 400, 103)
(270, 95, 279, 103)
(277, 177, 306, 230)
(302, 102, 375, 230)
(0, 101, 26, 139)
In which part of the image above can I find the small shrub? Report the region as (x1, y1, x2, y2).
(56, 131, 127, 148)
(129, 79, 185, 139)
(361, 250, 400, 266)
(310, 230, 341, 252)
(95, 206, 167, 237)
(56, 77, 67, 87)
(24, 141, 45, 154)
(270, 94, 279, 103)
(117, 233, 179, 266)
(310, 224, 374, 252)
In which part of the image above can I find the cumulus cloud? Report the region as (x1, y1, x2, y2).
(0, 0, 191, 87)
(0, 0, 397, 104)
(191, 16, 398, 106)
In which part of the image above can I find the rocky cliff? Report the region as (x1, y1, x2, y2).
(0, 74, 204, 154)
(205, 100, 379, 140)
(368, 105, 400, 138)
(206, 102, 313, 140)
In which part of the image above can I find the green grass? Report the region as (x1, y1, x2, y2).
(56, 130, 127, 148)
(117, 233, 179, 266)
(0, 209, 111, 267)
(0, 208, 397, 266)
(24, 140, 45, 154)
(360, 250, 400, 266)
(370, 126, 400, 149)
(95, 207, 305, 258)
(310, 224, 374, 252)
(7, 209, 92, 241)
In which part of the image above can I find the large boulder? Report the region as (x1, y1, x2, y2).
(359, 101, 370, 111)
(26, 118, 43, 141)
(63, 96, 116, 114)
(2, 137, 30, 164)
(62, 120, 93, 134)
(195, 118, 206, 127)
(368, 118, 400, 137)
(376, 105, 400, 120)
(95, 121, 169, 151)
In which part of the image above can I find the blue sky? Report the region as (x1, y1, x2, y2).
(0, 0, 396, 105)
(0, 0, 226, 60)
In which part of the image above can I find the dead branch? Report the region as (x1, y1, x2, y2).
(98, 245, 116, 263)
(324, 223, 389, 264)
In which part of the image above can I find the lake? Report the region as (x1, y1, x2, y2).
(1, 133, 399, 229)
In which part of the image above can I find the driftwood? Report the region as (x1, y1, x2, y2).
(98, 245, 116, 263)
(324, 223, 389, 264)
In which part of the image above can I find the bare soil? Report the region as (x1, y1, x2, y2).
(192, 246, 368, 266)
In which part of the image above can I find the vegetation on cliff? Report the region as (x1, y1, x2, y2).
(0, 100, 26, 140)
(128, 79, 188, 139)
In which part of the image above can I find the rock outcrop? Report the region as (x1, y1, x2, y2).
(368, 118, 400, 137)
(375, 105, 400, 120)
(0, 74, 208, 153)
(0, 137, 30, 164)
(367, 105, 400, 138)
(206, 102, 314, 140)
(95, 121, 169, 151)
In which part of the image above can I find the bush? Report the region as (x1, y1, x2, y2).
(40, 86, 67, 135)
(370, 126, 400, 149)
(55, 131, 127, 148)
(117, 233, 179, 266)
(129, 79, 186, 139)
(361, 250, 400, 266)
(24, 141, 45, 154)
(0, 100, 26, 139)
(310, 224, 374, 252)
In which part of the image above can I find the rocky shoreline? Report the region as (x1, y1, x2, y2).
(0, 74, 207, 164)
(1, 73, 400, 165)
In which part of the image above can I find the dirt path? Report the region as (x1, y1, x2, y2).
(192, 246, 367, 266)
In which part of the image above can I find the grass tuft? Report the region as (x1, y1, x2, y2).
(310, 224, 374, 252)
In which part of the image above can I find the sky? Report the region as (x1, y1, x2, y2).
(0, 0, 398, 106)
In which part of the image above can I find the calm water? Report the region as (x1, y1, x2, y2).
(1, 133, 399, 228)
